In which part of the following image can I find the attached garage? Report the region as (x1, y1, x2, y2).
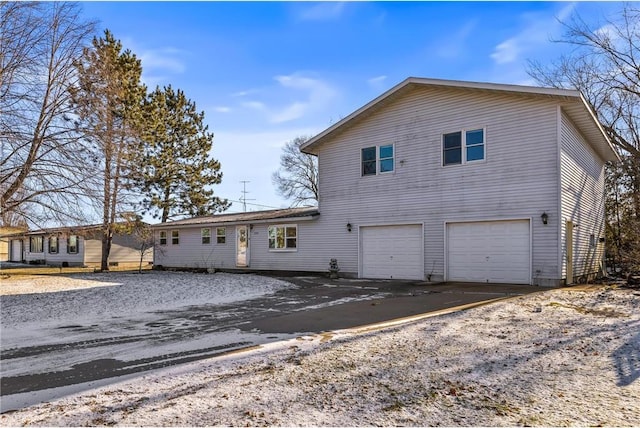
(360, 224, 424, 280)
(447, 220, 531, 284)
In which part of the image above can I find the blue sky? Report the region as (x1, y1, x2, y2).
(80, 1, 621, 214)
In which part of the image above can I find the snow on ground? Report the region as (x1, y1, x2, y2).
(2, 285, 638, 427)
(0, 271, 295, 325)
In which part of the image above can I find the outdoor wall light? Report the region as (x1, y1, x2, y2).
(541, 212, 549, 225)
(347, 222, 352, 232)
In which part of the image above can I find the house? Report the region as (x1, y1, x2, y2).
(152, 77, 618, 286)
(0, 226, 27, 262)
(3, 224, 153, 268)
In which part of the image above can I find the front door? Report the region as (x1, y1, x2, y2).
(10, 239, 22, 262)
(236, 225, 249, 267)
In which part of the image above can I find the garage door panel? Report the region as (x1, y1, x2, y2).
(361, 225, 423, 280)
(447, 220, 530, 284)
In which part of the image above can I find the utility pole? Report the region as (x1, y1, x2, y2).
(239, 181, 255, 212)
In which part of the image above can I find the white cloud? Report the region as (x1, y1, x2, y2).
(367, 75, 387, 87)
(214, 106, 231, 113)
(490, 5, 577, 65)
(140, 48, 187, 74)
(297, 2, 345, 21)
(266, 73, 339, 124)
(435, 20, 477, 60)
(242, 101, 266, 111)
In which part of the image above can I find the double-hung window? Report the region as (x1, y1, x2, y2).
(159, 231, 167, 245)
(30, 236, 43, 253)
(171, 230, 179, 245)
(67, 235, 78, 254)
(268, 225, 297, 250)
(361, 144, 394, 176)
(216, 227, 226, 244)
(49, 236, 58, 254)
(443, 128, 485, 166)
(201, 228, 211, 244)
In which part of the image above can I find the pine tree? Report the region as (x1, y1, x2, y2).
(137, 85, 229, 222)
(70, 30, 146, 271)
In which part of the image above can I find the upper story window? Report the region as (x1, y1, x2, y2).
(30, 236, 43, 253)
(443, 129, 485, 166)
(201, 228, 211, 244)
(171, 230, 179, 245)
(362, 144, 394, 176)
(67, 235, 78, 254)
(49, 236, 58, 254)
(216, 227, 226, 244)
(268, 225, 297, 251)
(159, 231, 167, 246)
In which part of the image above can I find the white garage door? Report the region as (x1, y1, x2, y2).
(361, 224, 423, 280)
(447, 220, 530, 284)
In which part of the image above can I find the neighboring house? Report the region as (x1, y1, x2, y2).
(152, 77, 618, 286)
(3, 224, 153, 268)
(0, 226, 27, 262)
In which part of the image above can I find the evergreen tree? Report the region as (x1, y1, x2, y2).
(70, 30, 146, 271)
(137, 85, 229, 222)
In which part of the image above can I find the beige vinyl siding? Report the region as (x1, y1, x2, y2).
(316, 86, 561, 283)
(25, 235, 85, 266)
(83, 234, 154, 265)
(560, 110, 606, 282)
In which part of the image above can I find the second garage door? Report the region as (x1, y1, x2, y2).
(447, 220, 530, 284)
(361, 224, 423, 280)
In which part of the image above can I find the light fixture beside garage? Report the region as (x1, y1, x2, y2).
(347, 222, 352, 232)
(541, 212, 549, 225)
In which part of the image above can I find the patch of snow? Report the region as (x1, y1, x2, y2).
(2, 286, 638, 426)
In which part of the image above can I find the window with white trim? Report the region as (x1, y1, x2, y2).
(159, 231, 167, 245)
(443, 129, 485, 166)
(171, 230, 179, 245)
(216, 227, 226, 244)
(49, 236, 58, 254)
(30, 236, 43, 253)
(201, 228, 211, 244)
(67, 235, 78, 254)
(268, 225, 297, 250)
(361, 144, 394, 176)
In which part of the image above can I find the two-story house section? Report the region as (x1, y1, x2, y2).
(300, 77, 618, 286)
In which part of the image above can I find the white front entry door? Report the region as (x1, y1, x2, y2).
(236, 225, 249, 267)
(10, 240, 22, 262)
(447, 220, 531, 284)
(360, 224, 424, 280)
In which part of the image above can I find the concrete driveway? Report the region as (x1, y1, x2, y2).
(0, 274, 539, 412)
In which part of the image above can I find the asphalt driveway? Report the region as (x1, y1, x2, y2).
(0, 274, 539, 412)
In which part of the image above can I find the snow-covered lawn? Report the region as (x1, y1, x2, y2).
(2, 283, 638, 426)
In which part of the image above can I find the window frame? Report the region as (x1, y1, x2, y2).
(30, 236, 44, 253)
(67, 235, 79, 254)
(361, 144, 395, 177)
(159, 231, 167, 246)
(49, 235, 59, 254)
(442, 127, 486, 166)
(216, 227, 226, 244)
(171, 230, 179, 245)
(268, 224, 298, 252)
(201, 228, 211, 245)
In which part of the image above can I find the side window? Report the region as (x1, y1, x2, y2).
(443, 129, 484, 166)
(379, 144, 394, 173)
(216, 227, 226, 244)
(30, 236, 44, 253)
(67, 235, 78, 254)
(159, 231, 167, 246)
(49, 236, 58, 254)
(361, 147, 376, 176)
(171, 230, 179, 245)
(268, 225, 297, 250)
(201, 228, 211, 244)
